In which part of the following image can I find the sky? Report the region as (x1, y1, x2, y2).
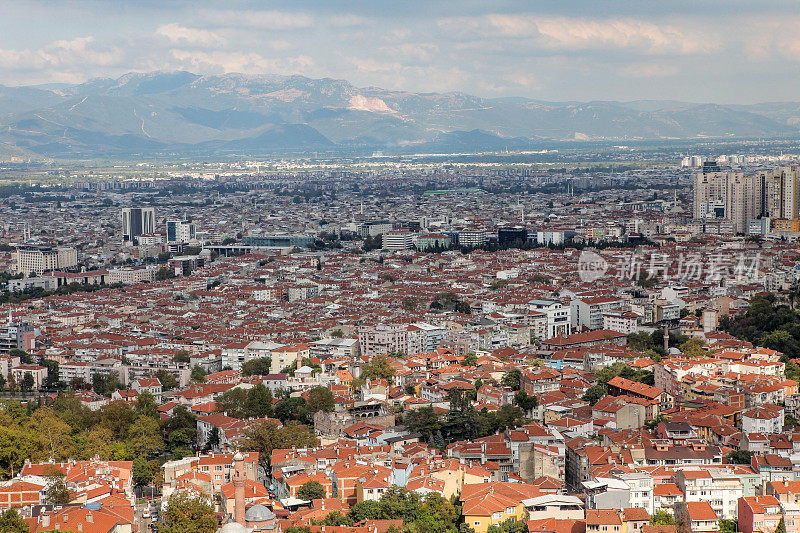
(1, 0, 800, 104)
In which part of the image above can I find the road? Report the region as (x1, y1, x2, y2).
(135, 498, 159, 532)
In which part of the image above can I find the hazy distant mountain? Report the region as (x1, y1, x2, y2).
(0, 71, 799, 158)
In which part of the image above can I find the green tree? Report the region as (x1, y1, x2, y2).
(719, 519, 737, 533)
(501, 369, 522, 390)
(487, 519, 527, 533)
(155, 267, 176, 281)
(404, 406, 442, 442)
(215, 388, 250, 419)
(245, 383, 274, 418)
(273, 397, 309, 424)
(44, 471, 70, 505)
(320, 510, 352, 526)
(355, 355, 395, 386)
(153, 370, 179, 391)
(348, 500, 382, 522)
(650, 510, 675, 525)
(0, 508, 29, 532)
(776, 517, 787, 533)
(680, 338, 708, 358)
(132, 456, 153, 487)
(242, 357, 271, 377)
(191, 365, 207, 382)
(297, 480, 326, 501)
(20, 373, 34, 393)
(127, 416, 165, 458)
(306, 387, 334, 414)
(514, 390, 537, 412)
(462, 353, 477, 366)
(627, 332, 655, 351)
(763, 330, 800, 358)
(243, 420, 318, 467)
(726, 450, 753, 465)
(163, 405, 197, 452)
(135, 391, 159, 418)
(158, 493, 217, 533)
(97, 401, 137, 440)
(582, 384, 606, 406)
(173, 350, 191, 364)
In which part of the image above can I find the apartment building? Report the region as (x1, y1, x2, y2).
(571, 296, 623, 330)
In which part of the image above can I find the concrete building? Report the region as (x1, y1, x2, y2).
(571, 296, 623, 330)
(166, 218, 197, 243)
(14, 245, 78, 276)
(383, 230, 414, 251)
(456, 230, 487, 247)
(121, 207, 155, 242)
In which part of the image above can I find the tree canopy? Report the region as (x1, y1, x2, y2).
(158, 493, 217, 533)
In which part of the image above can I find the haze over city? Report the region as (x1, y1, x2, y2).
(2, 0, 800, 103)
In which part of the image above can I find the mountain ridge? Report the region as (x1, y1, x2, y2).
(1, 70, 799, 158)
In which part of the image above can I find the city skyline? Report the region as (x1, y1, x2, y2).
(2, 0, 800, 104)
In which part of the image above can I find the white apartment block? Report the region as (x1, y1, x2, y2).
(571, 296, 622, 330)
(458, 230, 487, 247)
(528, 299, 571, 339)
(383, 231, 414, 251)
(108, 267, 157, 285)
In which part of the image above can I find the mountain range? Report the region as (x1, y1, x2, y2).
(2, 71, 800, 158)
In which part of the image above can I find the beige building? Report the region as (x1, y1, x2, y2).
(764, 166, 800, 220)
(694, 165, 800, 234)
(14, 245, 78, 276)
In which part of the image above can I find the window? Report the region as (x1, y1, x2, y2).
(475, 522, 481, 527)
(493, 512, 502, 520)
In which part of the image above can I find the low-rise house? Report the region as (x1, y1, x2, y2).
(738, 495, 800, 533)
(675, 501, 719, 533)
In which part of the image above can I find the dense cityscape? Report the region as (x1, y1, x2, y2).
(5, 1, 800, 533)
(0, 146, 800, 533)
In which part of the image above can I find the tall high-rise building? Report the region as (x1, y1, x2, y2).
(763, 166, 800, 220)
(726, 173, 762, 234)
(693, 162, 729, 220)
(121, 207, 155, 242)
(694, 165, 800, 234)
(166, 218, 196, 243)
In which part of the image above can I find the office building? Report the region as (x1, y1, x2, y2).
(121, 207, 155, 242)
(14, 245, 78, 276)
(383, 231, 414, 251)
(166, 218, 196, 244)
(498, 226, 528, 245)
(456, 230, 486, 247)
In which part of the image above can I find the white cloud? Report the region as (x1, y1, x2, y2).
(438, 14, 717, 56)
(0, 36, 120, 71)
(619, 63, 678, 78)
(168, 49, 314, 75)
(329, 14, 369, 27)
(199, 9, 314, 30)
(740, 16, 800, 62)
(156, 23, 225, 47)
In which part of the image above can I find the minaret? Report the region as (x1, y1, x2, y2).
(233, 451, 246, 525)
